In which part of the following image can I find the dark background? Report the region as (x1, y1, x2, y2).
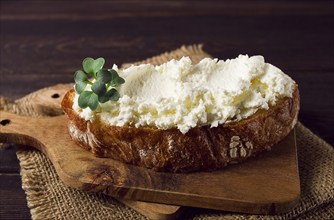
(0, 1, 333, 219)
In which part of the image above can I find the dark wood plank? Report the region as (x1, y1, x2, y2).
(0, 174, 31, 220)
(1, 15, 333, 96)
(1, 15, 333, 70)
(291, 72, 334, 144)
(0, 145, 21, 173)
(0, 1, 333, 219)
(1, 0, 333, 20)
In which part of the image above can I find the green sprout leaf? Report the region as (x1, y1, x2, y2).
(97, 69, 112, 83)
(98, 95, 110, 103)
(75, 81, 87, 94)
(83, 57, 105, 77)
(108, 88, 121, 101)
(114, 76, 125, 85)
(91, 80, 106, 96)
(98, 88, 120, 103)
(78, 91, 99, 111)
(110, 69, 119, 79)
(109, 69, 125, 87)
(74, 57, 124, 111)
(74, 70, 89, 94)
(74, 70, 88, 83)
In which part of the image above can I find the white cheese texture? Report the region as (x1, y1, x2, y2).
(73, 55, 295, 134)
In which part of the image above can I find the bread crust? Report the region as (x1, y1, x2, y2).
(61, 86, 299, 173)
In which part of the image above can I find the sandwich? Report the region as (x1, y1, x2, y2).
(61, 55, 299, 173)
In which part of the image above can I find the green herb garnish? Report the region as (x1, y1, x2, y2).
(74, 57, 125, 111)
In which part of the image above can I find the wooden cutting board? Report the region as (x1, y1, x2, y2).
(0, 85, 300, 218)
(0, 84, 181, 220)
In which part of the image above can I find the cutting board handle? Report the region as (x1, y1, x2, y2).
(0, 111, 54, 150)
(0, 84, 74, 148)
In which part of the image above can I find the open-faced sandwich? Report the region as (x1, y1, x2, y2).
(61, 55, 299, 173)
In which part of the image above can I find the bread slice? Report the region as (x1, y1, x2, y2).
(61, 85, 299, 173)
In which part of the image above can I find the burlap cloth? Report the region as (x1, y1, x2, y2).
(1, 45, 333, 219)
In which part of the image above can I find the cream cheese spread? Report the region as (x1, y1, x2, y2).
(73, 55, 295, 134)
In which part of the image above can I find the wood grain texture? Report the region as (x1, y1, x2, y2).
(0, 84, 183, 220)
(0, 111, 300, 214)
(0, 1, 333, 219)
(0, 145, 20, 173)
(0, 2, 333, 148)
(120, 200, 183, 220)
(1, 0, 333, 20)
(0, 174, 31, 220)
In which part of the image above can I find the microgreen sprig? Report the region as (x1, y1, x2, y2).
(74, 57, 125, 111)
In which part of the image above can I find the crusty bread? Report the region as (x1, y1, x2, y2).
(61, 85, 299, 173)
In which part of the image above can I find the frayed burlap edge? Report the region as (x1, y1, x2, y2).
(121, 44, 212, 68)
(16, 148, 146, 220)
(1, 44, 334, 220)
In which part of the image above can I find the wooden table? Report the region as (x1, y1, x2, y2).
(0, 1, 333, 219)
